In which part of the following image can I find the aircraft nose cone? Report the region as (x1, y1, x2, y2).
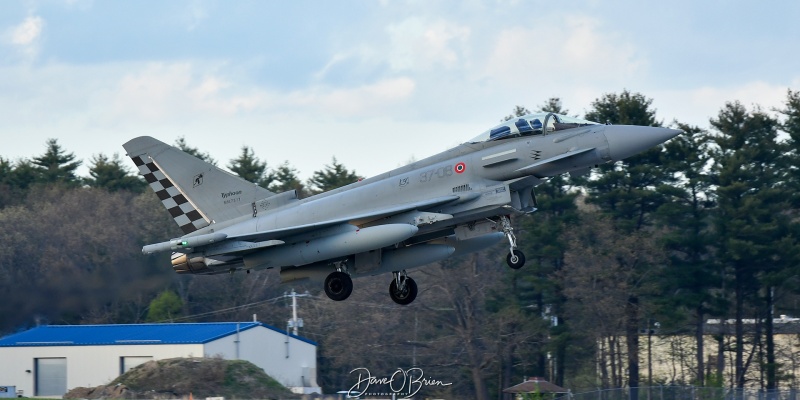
(603, 125, 682, 161)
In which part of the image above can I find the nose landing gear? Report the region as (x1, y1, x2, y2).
(500, 215, 525, 269)
(507, 251, 526, 269)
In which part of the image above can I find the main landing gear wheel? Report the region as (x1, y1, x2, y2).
(389, 272, 418, 305)
(507, 251, 526, 269)
(324, 271, 353, 301)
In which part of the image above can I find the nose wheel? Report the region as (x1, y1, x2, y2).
(507, 251, 526, 269)
(389, 271, 418, 305)
(324, 270, 353, 301)
(500, 215, 526, 269)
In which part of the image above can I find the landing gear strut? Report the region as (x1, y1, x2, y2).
(500, 215, 525, 269)
(324, 269, 353, 301)
(389, 270, 417, 305)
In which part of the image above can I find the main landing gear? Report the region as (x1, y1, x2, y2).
(324, 270, 353, 301)
(322, 267, 419, 305)
(500, 215, 526, 269)
(321, 215, 524, 303)
(389, 270, 417, 305)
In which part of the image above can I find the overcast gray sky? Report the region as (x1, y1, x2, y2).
(2, 0, 798, 179)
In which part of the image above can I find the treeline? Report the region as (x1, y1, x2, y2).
(0, 138, 359, 329)
(1, 89, 799, 399)
(0, 136, 360, 206)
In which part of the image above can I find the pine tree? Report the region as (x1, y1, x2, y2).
(517, 172, 579, 385)
(503, 102, 578, 385)
(710, 101, 786, 389)
(174, 137, 216, 165)
(85, 153, 146, 192)
(502, 105, 532, 121)
(654, 122, 718, 385)
(537, 97, 569, 115)
(269, 161, 308, 198)
(227, 146, 273, 188)
(780, 89, 800, 144)
(777, 89, 800, 390)
(583, 90, 669, 398)
(780, 89, 800, 206)
(31, 138, 82, 186)
(7, 159, 39, 190)
(307, 158, 360, 194)
(0, 157, 15, 208)
(585, 90, 659, 126)
(584, 90, 669, 231)
(0, 157, 11, 182)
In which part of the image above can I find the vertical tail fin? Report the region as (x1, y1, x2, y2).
(123, 136, 274, 233)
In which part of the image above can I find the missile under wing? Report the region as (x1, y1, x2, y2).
(123, 112, 680, 305)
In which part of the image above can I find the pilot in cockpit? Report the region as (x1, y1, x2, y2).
(531, 118, 543, 133)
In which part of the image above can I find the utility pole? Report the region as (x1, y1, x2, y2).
(285, 289, 311, 335)
(412, 311, 418, 366)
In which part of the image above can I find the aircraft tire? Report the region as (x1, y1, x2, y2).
(389, 276, 418, 305)
(506, 251, 526, 269)
(324, 271, 353, 301)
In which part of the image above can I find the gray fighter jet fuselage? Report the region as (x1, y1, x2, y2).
(124, 112, 680, 305)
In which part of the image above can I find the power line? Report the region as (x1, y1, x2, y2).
(158, 294, 292, 323)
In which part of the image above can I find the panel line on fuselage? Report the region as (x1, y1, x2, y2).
(481, 149, 517, 160)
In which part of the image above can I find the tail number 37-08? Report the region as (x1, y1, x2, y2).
(419, 165, 454, 183)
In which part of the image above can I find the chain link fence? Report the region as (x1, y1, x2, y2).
(554, 387, 800, 400)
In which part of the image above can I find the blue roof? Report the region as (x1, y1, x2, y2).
(0, 322, 317, 347)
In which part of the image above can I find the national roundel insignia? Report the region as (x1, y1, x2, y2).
(455, 162, 466, 174)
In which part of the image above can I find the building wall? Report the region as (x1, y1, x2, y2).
(0, 343, 203, 398)
(203, 325, 319, 391)
(0, 326, 319, 398)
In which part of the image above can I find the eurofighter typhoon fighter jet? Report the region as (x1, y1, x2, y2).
(124, 113, 680, 305)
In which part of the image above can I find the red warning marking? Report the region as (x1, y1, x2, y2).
(455, 162, 466, 174)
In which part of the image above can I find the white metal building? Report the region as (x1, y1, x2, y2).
(0, 322, 321, 398)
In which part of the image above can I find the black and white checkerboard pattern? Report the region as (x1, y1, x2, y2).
(131, 155, 209, 234)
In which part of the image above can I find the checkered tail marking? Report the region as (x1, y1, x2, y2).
(131, 155, 210, 234)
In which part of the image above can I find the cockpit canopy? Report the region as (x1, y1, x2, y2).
(469, 113, 601, 143)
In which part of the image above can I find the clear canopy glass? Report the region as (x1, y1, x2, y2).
(468, 113, 601, 143)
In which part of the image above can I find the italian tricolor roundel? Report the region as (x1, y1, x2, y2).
(455, 162, 466, 174)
